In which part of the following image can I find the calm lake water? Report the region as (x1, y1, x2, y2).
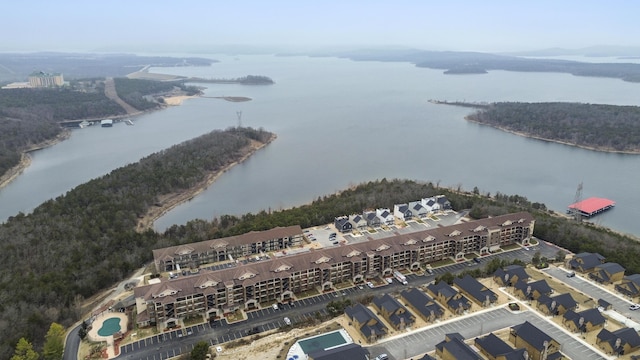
(1, 54, 639, 238)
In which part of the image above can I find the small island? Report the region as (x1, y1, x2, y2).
(463, 102, 640, 154)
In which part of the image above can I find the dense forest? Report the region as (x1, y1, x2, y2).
(0, 127, 272, 359)
(0, 78, 201, 181)
(466, 102, 640, 153)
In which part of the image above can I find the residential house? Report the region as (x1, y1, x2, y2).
(394, 203, 413, 222)
(363, 210, 381, 228)
(408, 200, 429, 219)
(596, 327, 640, 356)
(616, 274, 640, 301)
(589, 262, 625, 284)
(435, 333, 482, 360)
(475, 333, 527, 360)
(400, 288, 444, 323)
(427, 282, 472, 314)
(509, 321, 562, 360)
(344, 303, 388, 343)
(371, 294, 415, 330)
(597, 298, 613, 311)
(334, 216, 353, 233)
(568, 252, 605, 273)
(513, 279, 552, 300)
(563, 308, 606, 333)
(537, 293, 578, 316)
(308, 343, 370, 360)
(421, 195, 452, 213)
(349, 214, 368, 231)
(376, 208, 395, 226)
(417, 354, 437, 360)
(494, 265, 529, 287)
(453, 275, 498, 307)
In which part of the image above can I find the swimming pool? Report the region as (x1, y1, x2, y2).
(97, 317, 121, 337)
(297, 330, 349, 353)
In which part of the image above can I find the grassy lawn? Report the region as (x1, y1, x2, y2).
(430, 258, 455, 268)
(529, 238, 538, 245)
(334, 281, 353, 290)
(501, 244, 521, 251)
(226, 309, 245, 323)
(296, 288, 320, 299)
(183, 315, 204, 327)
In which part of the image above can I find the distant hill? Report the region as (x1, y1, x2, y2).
(504, 45, 640, 57)
(0, 52, 217, 82)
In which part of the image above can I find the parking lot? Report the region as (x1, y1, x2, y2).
(368, 307, 604, 360)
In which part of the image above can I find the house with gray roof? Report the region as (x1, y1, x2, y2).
(435, 333, 481, 360)
(408, 200, 428, 219)
(394, 203, 413, 222)
(513, 279, 552, 300)
(493, 265, 529, 287)
(537, 293, 578, 316)
(453, 275, 498, 307)
(421, 195, 452, 213)
(589, 262, 625, 284)
(427, 281, 472, 314)
(363, 210, 381, 228)
(616, 274, 640, 301)
(344, 303, 388, 343)
(371, 294, 415, 330)
(375, 208, 395, 226)
(400, 288, 444, 323)
(509, 321, 562, 360)
(475, 333, 527, 360)
(597, 327, 640, 356)
(563, 308, 606, 333)
(308, 343, 369, 360)
(334, 216, 353, 233)
(349, 214, 368, 231)
(568, 252, 605, 273)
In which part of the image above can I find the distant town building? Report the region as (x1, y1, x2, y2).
(28, 71, 64, 87)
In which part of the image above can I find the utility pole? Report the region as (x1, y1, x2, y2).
(236, 111, 242, 127)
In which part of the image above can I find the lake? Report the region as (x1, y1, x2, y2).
(1, 54, 639, 237)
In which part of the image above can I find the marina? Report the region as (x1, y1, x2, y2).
(567, 197, 616, 218)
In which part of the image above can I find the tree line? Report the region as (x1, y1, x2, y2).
(466, 102, 640, 152)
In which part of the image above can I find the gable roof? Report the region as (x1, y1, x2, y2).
(597, 327, 640, 350)
(514, 279, 552, 297)
(569, 252, 604, 271)
(308, 343, 369, 360)
(563, 308, 606, 329)
(400, 288, 444, 319)
(372, 294, 401, 313)
(494, 265, 529, 285)
(474, 333, 515, 358)
(537, 293, 578, 312)
(345, 303, 387, 337)
(510, 321, 555, 351)
(436, 334, 481, 360)
(453, 275, 498, 305)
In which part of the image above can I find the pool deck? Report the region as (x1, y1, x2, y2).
(88, 312, 128, 359)
(287, 328, 353, 359)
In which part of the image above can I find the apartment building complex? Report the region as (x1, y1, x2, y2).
(28, 71, 64, 87)
(135, 212, 534, 328)
(152, 226, 304, 272)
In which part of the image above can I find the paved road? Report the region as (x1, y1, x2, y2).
(368, 307, 604, 360)
(545, 266, 639, 320)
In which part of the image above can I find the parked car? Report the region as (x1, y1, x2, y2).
(386, 278, 393, 284)
(473, 257, 481, 263)
(284, 317, 291, 325)
(374, 354, 389, 360)
(367, 282, 374, 288)
(566, 271, 576, 278)
(630, 304, 640, 311)
(272, 303, 279, 310)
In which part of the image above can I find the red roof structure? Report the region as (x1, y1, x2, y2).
(568, 197, 615, 217)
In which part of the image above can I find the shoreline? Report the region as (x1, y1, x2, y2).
(0, 130, 71, 189)
(465, 117, 640, 155)
(135, 133, 277, 233)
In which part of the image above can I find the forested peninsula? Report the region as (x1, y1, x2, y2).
(1, 122, 640, 357)
(465, 102, 640, 153)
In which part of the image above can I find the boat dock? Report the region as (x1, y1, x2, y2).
(568, 197, 615, 217)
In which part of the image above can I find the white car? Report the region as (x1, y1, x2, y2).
(366, 282, 374, 288)
(216, 346, 223, 353)
(284, 317, 291, 325)
(630, 304, 640, 311)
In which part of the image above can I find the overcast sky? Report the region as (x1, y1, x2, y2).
(4, 0, 639, 53)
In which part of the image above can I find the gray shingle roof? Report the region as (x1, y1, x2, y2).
(510, 321, 554, 351)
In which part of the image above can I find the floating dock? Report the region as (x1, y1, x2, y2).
(568, 197, 615, 217)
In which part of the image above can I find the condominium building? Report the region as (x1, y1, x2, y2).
(152, 226, 304, 272)
(135, 212, 534, 328)
(28, 71, 64, 87)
